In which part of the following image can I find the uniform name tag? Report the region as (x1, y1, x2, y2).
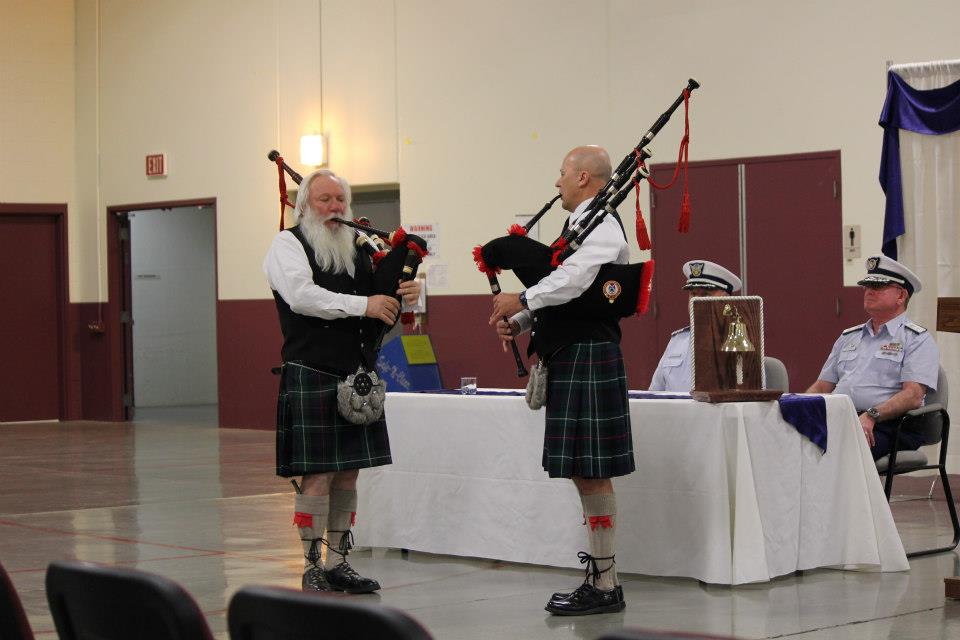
(879, 342, 903, 356)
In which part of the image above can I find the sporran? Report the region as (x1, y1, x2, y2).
(525, 359, 548, 410)
(337, 366, 386, 425)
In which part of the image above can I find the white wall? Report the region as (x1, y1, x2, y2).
(130, 207, 217, 407)
(3, 0, 956, 300)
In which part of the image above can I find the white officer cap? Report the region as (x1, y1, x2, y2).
(857, 255, 922, 296)
(681, 260, 742, 294)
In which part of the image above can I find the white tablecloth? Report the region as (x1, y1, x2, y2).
(354, 392, 908, 585)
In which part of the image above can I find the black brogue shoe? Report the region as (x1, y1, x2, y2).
(325, 561, 381, 594)
(301, 565, 334, 592)
(545, 582, 625, 616)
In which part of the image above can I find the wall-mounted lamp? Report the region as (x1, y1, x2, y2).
(300, 133, 328, 167)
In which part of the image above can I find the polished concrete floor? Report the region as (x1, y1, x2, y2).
(3, 406, 960, 639)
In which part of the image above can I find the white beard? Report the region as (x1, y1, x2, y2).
(299, 209, 357, 277)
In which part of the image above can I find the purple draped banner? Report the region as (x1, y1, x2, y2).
(878, 71, 960, 259)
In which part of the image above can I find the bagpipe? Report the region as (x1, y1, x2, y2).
(474, 79, 700, 376)
(268, 150, 428, 424)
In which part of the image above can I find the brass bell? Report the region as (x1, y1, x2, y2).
(720, 304, 754, 353)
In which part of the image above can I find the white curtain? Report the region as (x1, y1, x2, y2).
(889, 59, 960, 465)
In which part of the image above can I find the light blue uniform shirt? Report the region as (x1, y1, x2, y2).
(817, 312, 939, 411)
(649, 327, 692, 392)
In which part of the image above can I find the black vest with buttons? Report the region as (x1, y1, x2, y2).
(527, 213, 625, 359)
(272, 226, 375, 375)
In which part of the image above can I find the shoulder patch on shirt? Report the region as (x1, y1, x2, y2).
(841, 323, 864, 335)
(905, 322, 927, 334)
(671, 326, 691, 337)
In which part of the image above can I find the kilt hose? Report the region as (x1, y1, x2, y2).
(276, 362, 392, 477)
(542, 340, 635, 479)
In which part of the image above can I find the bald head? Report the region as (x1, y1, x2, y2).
(566, 146, 612, 182)
(555, 145, 612, 211)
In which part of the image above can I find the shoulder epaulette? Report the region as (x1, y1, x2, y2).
(905, 322, 927, 334)
(671, 326, 690, 337)
(841, 323, 864, 335)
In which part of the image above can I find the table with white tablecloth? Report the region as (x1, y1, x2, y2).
(354, 392, 908, 585)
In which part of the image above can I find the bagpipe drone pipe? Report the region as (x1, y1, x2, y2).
(473, 78, 700, 373)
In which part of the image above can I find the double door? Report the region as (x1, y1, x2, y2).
(624, 151, 860, 391)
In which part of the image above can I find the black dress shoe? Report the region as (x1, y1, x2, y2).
(302, 565, 333, 592)
(325, 561, 381, 594)
(549, 584, 622, 605)
(545, 583, 625, 616)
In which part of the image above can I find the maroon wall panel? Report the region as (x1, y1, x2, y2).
(69, 303, 119, 420)
(0, 216, 62, 421)
(217, 300, 284, 429)
(215, 296, 662, 429)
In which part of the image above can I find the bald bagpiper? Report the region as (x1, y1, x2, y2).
(649, 260, 743, 392)
(807, 255, 940, 460)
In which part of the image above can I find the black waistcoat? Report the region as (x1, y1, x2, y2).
(272, 226, 375, 375)
(527, 212, 626, 359)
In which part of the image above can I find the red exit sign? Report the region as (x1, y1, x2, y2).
(145, 153, 167, 177)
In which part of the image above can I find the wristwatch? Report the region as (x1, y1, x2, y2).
(519, 290, 529, 309)
(865, 406, 881, 421)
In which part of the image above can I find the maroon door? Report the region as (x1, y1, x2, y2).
(744, 153, 844, 391)
(0, 214, 64, 421)
(640, 162, 741, 388)
(644, 151, 850, 392)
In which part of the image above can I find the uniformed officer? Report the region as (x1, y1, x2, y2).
(649, 260, 743, 392)
(806, 255, 939, 460)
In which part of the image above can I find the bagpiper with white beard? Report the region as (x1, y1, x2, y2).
(263, 169, 421, 592)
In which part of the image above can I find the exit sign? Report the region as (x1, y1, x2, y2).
(145, 153, 167, 177)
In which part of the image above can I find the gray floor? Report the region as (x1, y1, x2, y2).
(2, 408, 960, 639)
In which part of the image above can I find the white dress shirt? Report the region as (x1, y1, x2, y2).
(511, 198, 630, 331)
(262, 230, 368, 320)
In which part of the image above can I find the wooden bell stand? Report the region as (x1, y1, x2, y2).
(688, 296, 782, 403)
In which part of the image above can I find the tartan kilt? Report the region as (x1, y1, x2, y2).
(542, 340, 635, 479)
(275, 361, 392, 477)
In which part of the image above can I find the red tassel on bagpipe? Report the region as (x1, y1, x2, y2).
(372, 250, 387, 266)
(646, 89, 692, 234)
(276, 156, 296, 231)
(472, 244, 501, 276)
(632, 155, 652, 250)
(636, 259, 655, 315)
(508, 224, 528, 237)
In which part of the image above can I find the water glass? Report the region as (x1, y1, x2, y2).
(460, 376, 478, 395)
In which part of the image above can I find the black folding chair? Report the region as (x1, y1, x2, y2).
(228, 585, 433, 640)
(45, 561, 214, 640)
(0, 559, 34, 640)
(876, 366, 960, 558)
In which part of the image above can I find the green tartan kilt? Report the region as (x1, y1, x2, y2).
(542, 340, 635, 479)
(275, 361, 392, 477)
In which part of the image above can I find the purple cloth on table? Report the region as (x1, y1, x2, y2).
(778, 394, 828, 452)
